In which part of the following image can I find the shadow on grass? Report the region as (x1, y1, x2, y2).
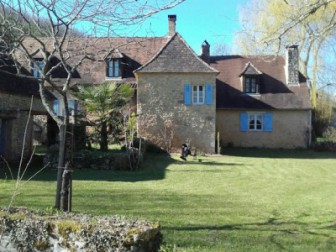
(1, 153, 180, 182)
(222, 148, 336, 159)
(164, 218, 336, 233)
(164, 217, 336, 250)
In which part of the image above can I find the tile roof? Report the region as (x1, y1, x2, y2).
(0, 58, 43, 97)
(211, 55, 311, 110)
(21, 36, 169, 84)
(135, 33, 218, 73)
(0, 71, 41, 97)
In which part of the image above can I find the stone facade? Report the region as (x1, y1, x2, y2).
(0, 92, 46, 162)
(216, 110, 311, 149)
(137, 73, 217, 153)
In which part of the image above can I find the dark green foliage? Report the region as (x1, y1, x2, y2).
(76, 82, 134, 151)
(323, 126, 336, 142)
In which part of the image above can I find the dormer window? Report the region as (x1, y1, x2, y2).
(240, 62, 262, 94)
(106, 59, 121, 78)
(105, 49, 123, 79)
(244, 76, 259, 93)
(32, 59, 44, 78)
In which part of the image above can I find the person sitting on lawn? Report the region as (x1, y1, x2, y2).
(180, 143, 191, 160)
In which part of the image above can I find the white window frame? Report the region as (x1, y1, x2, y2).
(192, 85, 205, 105)
(248, 113, 263, 131)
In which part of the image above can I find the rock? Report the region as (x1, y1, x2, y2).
(0, 208, 161, 252)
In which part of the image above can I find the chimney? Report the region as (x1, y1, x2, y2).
(286, 45, 299, 85)
(201, 40, 210, 64)
(168, 15, 176, 36)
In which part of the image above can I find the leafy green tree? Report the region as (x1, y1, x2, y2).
(76, 82, 133, 151)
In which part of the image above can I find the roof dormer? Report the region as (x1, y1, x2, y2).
(240, 62, 262, 94)
(105, 49, 123, 79)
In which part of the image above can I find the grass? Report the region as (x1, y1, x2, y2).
(1, 148, 336, 251)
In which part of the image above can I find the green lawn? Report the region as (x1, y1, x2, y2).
(1, 149, 336, 251)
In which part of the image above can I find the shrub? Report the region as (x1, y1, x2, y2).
(311, 141, 336, 152)
(323, 127, 336, 142)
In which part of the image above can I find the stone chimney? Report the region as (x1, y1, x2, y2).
(286, 45, 299, 85)
(201, 40, 210, 64)
(168, 15, 176, 36)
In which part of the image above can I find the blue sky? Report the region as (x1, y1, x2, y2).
(125, 0, 249, 55)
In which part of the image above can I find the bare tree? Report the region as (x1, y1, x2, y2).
(0, 0, 185, 211)
(235, 0, 336, 108)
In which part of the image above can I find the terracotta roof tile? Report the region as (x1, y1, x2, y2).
(21, 36, 168, 84)
(211, 55, 311, 110)
(136, 33, 218, 73)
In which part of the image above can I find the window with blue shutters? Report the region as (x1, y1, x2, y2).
(240, 112, 273, 132)
(185, 83, 213, 106)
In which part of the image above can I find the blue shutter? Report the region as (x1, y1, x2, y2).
(264, 113, 273, 132)
(53, 99, 59, 115)
(240, 112, 248, 132)
(184, 84, 192, 105)
(205, 83, 213, 105)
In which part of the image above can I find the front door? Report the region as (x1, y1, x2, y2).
(0, 119, 7, 156)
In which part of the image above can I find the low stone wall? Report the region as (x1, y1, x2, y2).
(0, 208, 162, 252)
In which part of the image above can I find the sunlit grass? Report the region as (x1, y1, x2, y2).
(1, 149, 336, 251)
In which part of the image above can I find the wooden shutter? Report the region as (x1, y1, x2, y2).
(240, 113, 249, 132)
(205, 83, 213, 105)
(263, 113, 273, 132)
(184, 84, 192, 105)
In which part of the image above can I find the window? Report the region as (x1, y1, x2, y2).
(68, 100, 80, 115)
(106, 59, 121, 78)
(53, 100, 59, 115)
(53, 99, 80, 116)
(32, 60, 44, 78)
(249, 114, 263, 131)
(240, 112, 273, 132)
(184, 83, 212, 106)
(244, 76, 259, 93)
(192, 85, 205, 104)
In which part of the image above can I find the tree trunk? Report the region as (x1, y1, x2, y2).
(55, 124, 66, 209)
(100, 121, 108, 151)
(60, 162, 72, 212)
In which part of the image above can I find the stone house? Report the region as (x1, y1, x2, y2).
(21, 15, 311, 153)
(0, 69, 49, 163)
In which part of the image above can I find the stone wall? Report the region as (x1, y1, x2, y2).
(0, 92, 46, 162)
(0, 208, 162, 252)
(217, 110, 311, 149)
(137, 72, 217, 153)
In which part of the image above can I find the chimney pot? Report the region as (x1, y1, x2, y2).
(168, 15, 177, 36)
